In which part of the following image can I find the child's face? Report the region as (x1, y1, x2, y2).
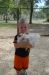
(18, 23, 28, 34)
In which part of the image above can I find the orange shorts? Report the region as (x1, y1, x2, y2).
(14, 55, 29, 71)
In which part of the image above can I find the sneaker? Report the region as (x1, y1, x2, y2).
(21, 70, 27, 75)
(24, 71, 27, 75)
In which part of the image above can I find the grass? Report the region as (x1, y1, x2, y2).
(0, 21, 49, 29)
(0, 22, 17, 28)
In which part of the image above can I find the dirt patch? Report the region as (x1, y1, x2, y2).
(0, 27, 49, 75)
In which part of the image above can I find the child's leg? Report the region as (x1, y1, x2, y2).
(16, 70, 22, 75)
(16, 70, 27, 75)
(14, 55, 22, 75)
(21, 69, 27, 75)
(21, 56, 29, 75)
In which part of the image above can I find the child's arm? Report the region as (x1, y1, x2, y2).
(13, 35, 34, 48)
(13, 42, 34, 48)
(20, 42, 33, 48)
(13, 42, 21, 48)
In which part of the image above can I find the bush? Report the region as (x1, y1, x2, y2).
(47, 18, 49, 22)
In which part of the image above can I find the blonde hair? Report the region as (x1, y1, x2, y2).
(19, 18, 26, 23)
(17, 18, 29, 34)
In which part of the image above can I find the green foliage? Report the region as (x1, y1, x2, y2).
(0, 0, 42, 14)
(0, 0, 10, 14)
(42, 0, 49, 21)
(19, 0, 41, 8)
(45, 0, 49, 7)
(0, 0, 42, 23)
(47, 17, 49, 22)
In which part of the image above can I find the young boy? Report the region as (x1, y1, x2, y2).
(13, 18, 33, 75)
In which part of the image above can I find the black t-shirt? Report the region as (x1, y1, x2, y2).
(13, 34, 30, 57)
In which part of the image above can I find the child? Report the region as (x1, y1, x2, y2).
(13, 18, 33, 75)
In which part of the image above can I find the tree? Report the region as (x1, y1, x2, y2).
(0, 0, 11, 22)
(19, 0, 42, 24)
(0, 0, 42, 23)
(42, 0, 49, 21)
(45, 0, 49, 21)
(45, 0, 49, 7)
(29, 0, 41, 24)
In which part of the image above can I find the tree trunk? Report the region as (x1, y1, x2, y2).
(17, 8, 21, 34)
(5, 15, 8, 23)
(29, 0, 34, 24)
(17, 8, 20, 23)
(5, 10, 8, 23)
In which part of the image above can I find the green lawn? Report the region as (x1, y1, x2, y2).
(0, 22, 17, 28)
(0, 21, 48, 29)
